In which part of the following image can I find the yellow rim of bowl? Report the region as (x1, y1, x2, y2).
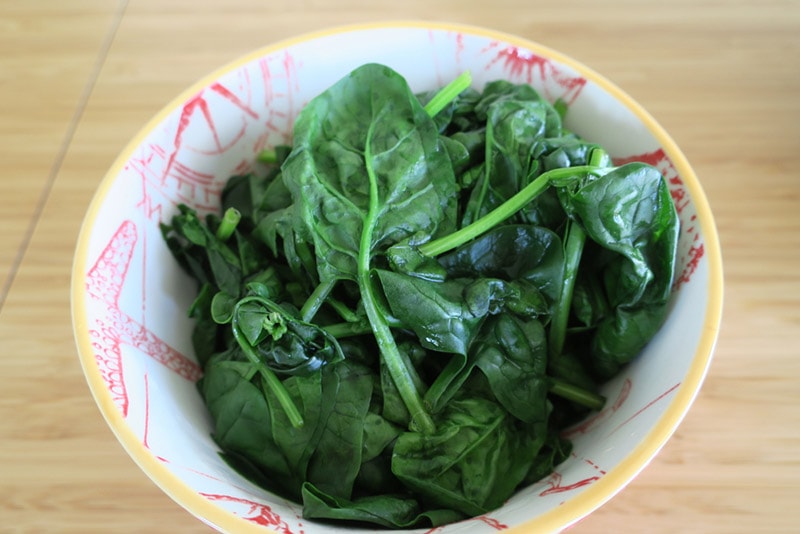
(72, 20, 724, 534)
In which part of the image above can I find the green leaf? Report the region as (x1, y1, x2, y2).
(201, 361, 292, 481)
(232, 296, 344, 376)
(302, 483, 464, 528)
(361, 411, 402, 464)
(188, 282, 220, 366)
(523, 432, 573, 485)
(281, 63, 463, 433)
(439, 224, 564, 308)
(261, 371, 327, 499)
(161, 204, 244, 295)
(376, 270, 487, 356)
(463, 103, 545, 222)
(558, 162, 679, 378)
(210, 291, 238, 324)
(391, 397, 539, 516)
(281, 63, 458, 283)
(472, 314, 550, 425)
(305, 361, 374, 500)
(472, 80, 563, 138)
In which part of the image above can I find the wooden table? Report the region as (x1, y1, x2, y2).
(1, 1, 797, 532)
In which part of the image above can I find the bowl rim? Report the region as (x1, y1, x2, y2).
(71, 19, 724, 534)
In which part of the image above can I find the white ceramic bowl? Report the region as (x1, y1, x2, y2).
(72, 22, 723, 533)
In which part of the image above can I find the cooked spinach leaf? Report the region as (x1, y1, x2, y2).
(279, 63, 466, 433)
(392, 397, 539, 517)
(302, 483, 464, 528)
(557, 161, 679, 378)
(472, 314, 550, 426)
(438, 224, 564, 308)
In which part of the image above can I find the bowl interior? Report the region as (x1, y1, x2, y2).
(72, 22, 722, 533)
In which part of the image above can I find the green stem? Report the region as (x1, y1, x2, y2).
(216, 207, 241, 241)
(360, 286, 435, 434)
(588, 146, 612, 168)
(231, 300, 304, 428)
(326, 297, 361, 323)
(423, 355, 475, 414)
(419, 164, 594, 257)
(323, 315, 404, 339)
(299, 279, 336, 322)
(553, 98, 568, 121)
(548, 148, 608, 358)
(294, 237, 318, 283)
(549, 220, 586, 358)
(464, 121, 495, 224)
(323, 320, 370, 339)
(423, 71, 472, 118)
(257, 149, 278, 164)
(548, 378, 606, 411)
(359, 121, 436, 434)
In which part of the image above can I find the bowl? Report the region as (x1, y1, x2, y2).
(72, 21, 723, 533)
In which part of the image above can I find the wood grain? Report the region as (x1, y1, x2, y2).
(0, 1, 122, 297)
(1, 0, 798, 532)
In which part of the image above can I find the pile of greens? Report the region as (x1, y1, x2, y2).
(161, 63, 679, 528)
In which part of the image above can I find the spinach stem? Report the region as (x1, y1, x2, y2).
(216, 207, 241, 241)
(553, 98, 568, 121)
(323, 315, 403, 339)
(423, 71, 472, 118)
(294, 237, 318, 283)
(464, 121, 495, 224)
(360, 121, 436, 434)
(420, 165, 594, 257)
(548, 220, 586, 358)
(548, 148, 608, 358)
(326, 297, 361, 323)
(360, 289, 435, 434)
(549, 378, 606, 411)
(323, 320, 370, 338)
(231, 300, 304, 428)
(423, 355, 473, 414)
(588, 146, 612, 168)
(257, 149, 277, 163)
(299, 279, 336, 322)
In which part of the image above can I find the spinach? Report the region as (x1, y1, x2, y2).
(160, 204, 244, 295)
(279, 63, 463, 434)
(461, 93, 551, 226)
(392, 397, 539, 517)
(215, 293, 345, 377)
(281, 63, 460, 283)
(302, 484, 464, 528)
(200, 360, 292, 484)
(187, 282, 221, 366)
(376, 271, 484, 356)
(303, 360, 374, 500)
(163, 63, 679, 529)
(421, 312, 553, 421)
(556, 161, 679, 379)
(438, 224, 565, 308)
(522, 432, 573, 485)
(471, 314, 550, 426)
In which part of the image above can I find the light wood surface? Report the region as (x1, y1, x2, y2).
(1, 1, 798, 532)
